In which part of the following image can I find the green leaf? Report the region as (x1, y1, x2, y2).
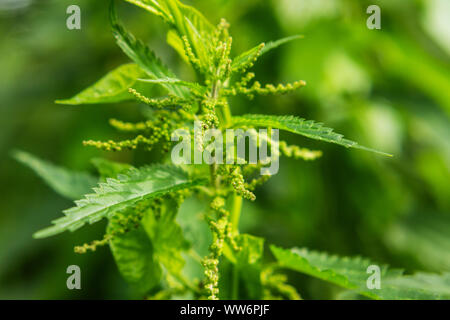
(13, 150, 97, 200)
(110, 3, 189, 98)
(91, 158, 132, 179)
(271, 245, 450, 300)
(271, 245, 401, 297)
(124, 0, 215, 36)
(381, 273, 450, 300)
(177, 197, 212, 280)
(231, 44, 264, 73)
(108, 212, 162, 294)
(34, 165, 205, 239)
(138, 77, 207, 95)
(232, 114, 392, 156)
(164, 0, 214, 37)
(232, 35, 303, 72)
(56, 64, 152, 105)
(123, 0, 172, 22)
(219, 234, 264, 300)
(109, 196, 191, 294)
(167, 29, 189, 63)
(141, 197, 190, 277)
(163, 0, 214, 69)
(261, 35, 304, 55)
(124, 0, 215, 69)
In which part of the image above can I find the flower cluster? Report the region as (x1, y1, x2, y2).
(202, 196, 239, 300)
(78, 8, 311, 300)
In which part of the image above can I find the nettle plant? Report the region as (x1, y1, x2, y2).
(16, 0, 450, 300)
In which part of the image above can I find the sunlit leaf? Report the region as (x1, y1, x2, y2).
(123, 0, 215, 70)
(167, 29, 189, 63)
(231, 44, 264, 73)
(232, 114, 392, 156)
(232, 35, 303, 72)
(56, 64, 151, 105)
(138, 77, 207, 95)
(110, 3, 189, 98)
(34, 165, 205, 238)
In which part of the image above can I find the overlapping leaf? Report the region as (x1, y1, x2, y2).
(220, 234, 264, 299)
(177, 197, 212, 280)
(161, 0, 213, 67)
(108, 213, 162, 294)
(232, 35, 303, 73)
(13, 150, 97, 200)
(381, 273, 450, 300)
(167, 29, 189, 63)
(109, 196, 191, 294)
(110, 4, 189, 98)
(232, 114, 391, 156)
(123, 0, 214, 70)
(34, 165, 205, 239)
(124, 0, 214, 35)
(231, 44, 264, 73)
(56, 64, 151, 105)
(138, 77, 207, 95)
(271, 246, 450, 300)
(123, 0, 172, 22)
(91, 158, 132, 179)
(141, 197, 190, 277)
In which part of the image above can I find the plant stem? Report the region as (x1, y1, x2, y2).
(217, 80, 241, 300)
(230, 193, 242, 233)
(231, 264, 239, 300)
(230, 192, 242, 300)
(208, 75, 241, 299)
(210, 163, 218, 189)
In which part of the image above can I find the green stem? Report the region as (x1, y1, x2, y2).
(231, 264, 239, 300)
(211, 77, 233, 128)
(230, 193, 242, 233)
(230, 192, 242, 300)
(210, 163, 218, 189)
(220, 103, 232, 128)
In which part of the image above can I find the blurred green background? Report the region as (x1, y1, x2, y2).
(0, 0, 449, 299)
